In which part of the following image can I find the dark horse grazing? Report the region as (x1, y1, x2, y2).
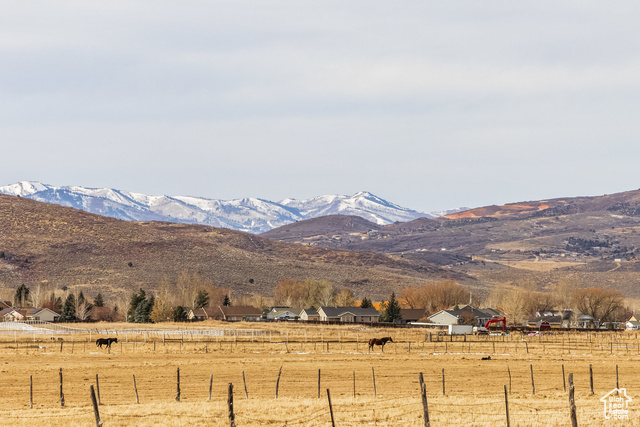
(369, 337, 393, 352)
(96, 337, 118, 349)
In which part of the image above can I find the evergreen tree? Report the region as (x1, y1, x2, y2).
(133, 295, 154, 323)
(60, 294, 76, 321)
(14, 284, 30, 307)
(360, 297, 373, 309)
(173, 306, 188, 322)
(222, 294, 231, 306)
(194, 290, 210, 309)
(380, 292, 402, 323)
(127, 289, 147, 322)
(93, 293, 105, 307)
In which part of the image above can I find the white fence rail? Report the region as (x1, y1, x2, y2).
(0, 321, 271, 340)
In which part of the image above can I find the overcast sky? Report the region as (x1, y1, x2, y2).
(2, 1, 640, 212)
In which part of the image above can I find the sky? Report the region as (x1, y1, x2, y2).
(2, 1, 640, 212)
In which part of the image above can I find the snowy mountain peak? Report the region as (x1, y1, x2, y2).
(1, 181, 49, 196)
(0, 182, 453, 233)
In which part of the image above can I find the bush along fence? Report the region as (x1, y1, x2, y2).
(11, 363, 633, 426)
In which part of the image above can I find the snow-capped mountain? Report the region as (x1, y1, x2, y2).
(0, 181, 449, 233)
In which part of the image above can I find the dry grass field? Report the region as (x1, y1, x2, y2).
(0, 322, 639, 426)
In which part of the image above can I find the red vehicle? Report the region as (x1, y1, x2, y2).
(484, 317, 507, 331)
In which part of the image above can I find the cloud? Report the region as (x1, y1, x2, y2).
(1, 1, 640, 211)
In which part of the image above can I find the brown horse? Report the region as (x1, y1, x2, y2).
(369, 337, 393, 352)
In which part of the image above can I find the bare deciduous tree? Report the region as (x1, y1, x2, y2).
(573, 287, 623, 323)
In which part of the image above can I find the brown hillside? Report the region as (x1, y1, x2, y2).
(262, 189, 640, 298)
(0, 195, 471, 302)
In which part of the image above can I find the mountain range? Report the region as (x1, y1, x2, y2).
(0, 194, 467, 302)
(0, 181, 465, 234)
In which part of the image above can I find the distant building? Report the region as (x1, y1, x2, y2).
(265, 308, 301, 321)
(399, 309, 426, 324)
(428, 305, 499, 327)
(317, 307, 379, 323)
(0, 308, 59, 322)
(217, 306, 262, 322)
(188, 307, 218, 321)
(626, 316, 640, 330)
(299, 308, 320, 321)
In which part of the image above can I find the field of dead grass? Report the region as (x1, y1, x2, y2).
(0, 322, 639, 425)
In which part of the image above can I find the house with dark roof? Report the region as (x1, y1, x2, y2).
(188, 307, 218, 321)
(529, 309, 573, 328)
(0, 308, 23, 322)
(399, 309, 426, 324)
(218, 306, 262, 322)
(527, 315, 563, 329)
(266, 308, 301, 321)
(428, 306, 499, 327)
(0, 307, 59, 322)
(317, 307, 379, 323)
(299, 308, 320, 321)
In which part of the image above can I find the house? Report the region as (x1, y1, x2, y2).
(265, 308, 301, 321)
(317, 307, 379, 323)
(428, 306, 499, 327)
(627, 316, 640, 330)
(399, 309, 426, 324)
(577, 314, 598, 329)
(218, 306, 262, 322)
(23, 308, 60, 322)
(0, 308, 59, 322)
(299, 308, 320, 321)
(0, 308, 23, 322)
(188, 307, 218, 321)
(0, 300, 12, 309)
(527, 315, 562, 329)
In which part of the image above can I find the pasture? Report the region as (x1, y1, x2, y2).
(0, 321, 638, 426)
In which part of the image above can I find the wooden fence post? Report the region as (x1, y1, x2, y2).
(589, 364, 594, 395)
(176, 367, 181, 402)
(327, 388, 336, 427)
(133, 375, 139, 404)
(507, 366, 512, 394)
(275, 366, 283, 398)
(442, 368, 445, 395)
(419, 373, 430, 427)
(568, 373, 577, 427)
(530, 364, 535, 395)
(242, 371, 248, 399)
(30, 375, 33, 409)
(228, 383, 236, 427)
(562, 365, 566, 392)
(96, 374, 101, 405)
(209, 374, 213, 401)
(616, 364, 619, 391)
(90, 385, 102, 427)
(59, 368, 65, 407)
(504, 385, 510, 427)
(372, 367, 377, 397)
(318, 369, 321, 399)
(353, 368, 356, 398)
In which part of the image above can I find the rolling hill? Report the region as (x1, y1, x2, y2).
(0, 194, 472, 304)
(262, 188, 640, 298)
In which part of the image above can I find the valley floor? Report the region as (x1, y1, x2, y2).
(0, 322, 637, 426)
